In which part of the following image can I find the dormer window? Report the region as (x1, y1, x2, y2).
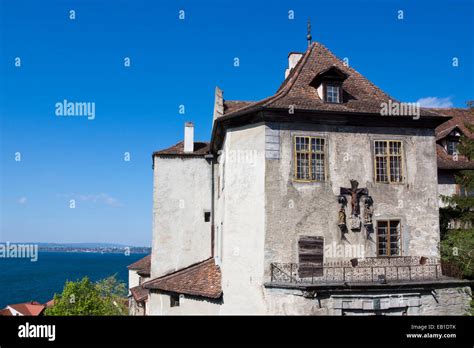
(310, 66, 348, 104)
(325, 83, 341, 103)
(447, 140, 458, 155)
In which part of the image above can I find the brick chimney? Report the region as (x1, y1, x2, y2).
(184, 122, 194, 153)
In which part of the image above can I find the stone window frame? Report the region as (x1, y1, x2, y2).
(292, 134, 328, 183)
(371, 139, 406, 185)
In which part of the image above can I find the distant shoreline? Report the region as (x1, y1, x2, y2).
(37, 247, 150, 254)
(1, 242, 150, 255)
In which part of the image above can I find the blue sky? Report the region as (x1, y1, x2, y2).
(0, 0, 472, 246)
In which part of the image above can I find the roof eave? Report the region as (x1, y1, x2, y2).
(210, 107, 449, 153)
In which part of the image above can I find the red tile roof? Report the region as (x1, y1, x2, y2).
(130, 285, 149, 302)
(8, 302, 45, 316)
(219, 42, 443, 118)
(44, 299, 55, 308)
(153, 141, 210, 157)
(127, 254, 151, 276)
(436, 144, 474, 170)
(0, 308, 12, 316)
(143, 258, 222, 299)
(433, 108, 473, 141)
(223, 100, 256, 115)
(433, 108, 474, 170)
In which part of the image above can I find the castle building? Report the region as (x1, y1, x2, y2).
(128, 39, 472, 315)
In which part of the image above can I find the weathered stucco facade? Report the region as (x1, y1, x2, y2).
(264, 122, 440, 268)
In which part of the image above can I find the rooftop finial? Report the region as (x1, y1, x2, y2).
(307, 17, 312, 47)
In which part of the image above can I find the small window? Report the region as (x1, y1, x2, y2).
(374, 140, 403, 183)
(377, 220, 401, 256)
(170, 294, 180, 307)
(294, 136, 326, 181)
(325, 84, 341, 103)
(447, 140, 458, 155)
(204, 211, 211, 222)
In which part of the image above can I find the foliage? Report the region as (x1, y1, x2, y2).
(440, 228, 474, 279)
(44, 275, 128, 316)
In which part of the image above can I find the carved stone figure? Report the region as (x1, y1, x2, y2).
(338, 207, 346, 226)
(363, 196, 373, 225)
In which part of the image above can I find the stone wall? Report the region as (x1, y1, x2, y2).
(264, 285, 472, 315)
(419, 286, 472, 315)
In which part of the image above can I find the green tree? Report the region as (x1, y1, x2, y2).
(440, 105, 474, 281)
(45, 275, 128, 316)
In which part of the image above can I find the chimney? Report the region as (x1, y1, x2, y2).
(285, 52, 303, 79)
(184, 122, 194, 153)
(213, 86, 224, 123)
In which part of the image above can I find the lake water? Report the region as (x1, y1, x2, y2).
(0, 252, 147, 308)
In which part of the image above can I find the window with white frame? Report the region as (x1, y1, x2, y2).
(325, 84, 341, 103)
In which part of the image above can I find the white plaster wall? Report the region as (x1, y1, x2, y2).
(128, 270, 140, 291)
(150, 156, 212, 279)
(216, 123, 267, 314)
(148, 292, 220, 315)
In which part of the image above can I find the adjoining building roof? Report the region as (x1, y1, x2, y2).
(436, 144, 474, 170)
(218, 41, 444, 118)
(433, 108, 473, 141)
(433, 107, 474, 170)
(127, 254, 151, 277)
(143, 258, 222, 299)
(130, 285, 149, 303)
(44, 299, 55, 308)
(7, 301, 45, 316)
(153, 141, 210, 158)
(0, 308, 12, 316)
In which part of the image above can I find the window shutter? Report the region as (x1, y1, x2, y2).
(298, 236, 324, 277)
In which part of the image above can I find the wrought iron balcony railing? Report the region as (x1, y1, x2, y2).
(269, 257, 443, 284)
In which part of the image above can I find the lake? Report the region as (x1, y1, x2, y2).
(0, 252, 148, 308)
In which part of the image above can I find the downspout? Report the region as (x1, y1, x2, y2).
(205, 154, 215, 257)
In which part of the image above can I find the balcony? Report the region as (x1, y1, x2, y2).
(269, 257, 443, 285)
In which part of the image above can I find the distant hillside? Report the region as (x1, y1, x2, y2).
(4, 242, 151, 254)
(33, 242, 144, 248)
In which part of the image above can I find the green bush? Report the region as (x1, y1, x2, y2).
(440, 228, 474, 279)
(45, 274, 128, 316)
